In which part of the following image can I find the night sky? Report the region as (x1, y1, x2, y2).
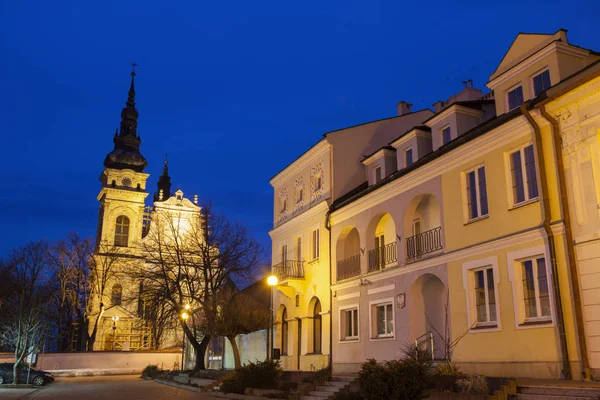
(1, 1, 600, 258)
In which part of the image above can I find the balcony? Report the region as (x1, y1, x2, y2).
(406, 227, 442, 261)
(272, 260, 305, 281)
(337, 254, 361, 280)
(367, 242, 397, 272)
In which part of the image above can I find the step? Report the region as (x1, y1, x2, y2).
(519, 385, 600, 397)
(509, 395, 595, 400)
(322, 381, 346, 388)
(315, 385, 341, 392)
(308, 390, 334, 398)
(330, 376, 356, 382)
(301, 397, 331, 400)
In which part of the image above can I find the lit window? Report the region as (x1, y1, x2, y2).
(405, 148, 413, 167)
(466, 166, 488, 220)
(341, 307, 359, 340)
(472, 267, 497, 325)
(373, 302, 394, 337)
(509, 145, 538, 205)
(521, 257, 551, 320)
(114, 215, 130, 247)
(374, 166, 382, 184)
(442, 127, 451, 145)
(311, 229, 320, 260)
(533, 70, 551, 96)
(507, 86, 524, 110)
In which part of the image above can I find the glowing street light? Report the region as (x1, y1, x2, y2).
(267, 275, 278, 360)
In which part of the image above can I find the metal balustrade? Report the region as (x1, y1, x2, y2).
(337, 254, 361, 280)
(272, 260, 305, 280)
(367, 242, 397, 271)
(406, 227, 443, 261)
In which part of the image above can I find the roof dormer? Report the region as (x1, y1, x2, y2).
(389, 126, 432, 170)
(361, 146, 397, 186)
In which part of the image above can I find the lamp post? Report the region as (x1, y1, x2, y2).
(267, 275, 278, 361)
(111, 316, 119, 351)
(180, 305, 190, 370)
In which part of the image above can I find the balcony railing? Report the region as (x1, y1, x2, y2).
(367, 242, 397, 272)
(272, 260, 305, 280)
(337, 254, 361, 280)
(406, 227, 443, 261)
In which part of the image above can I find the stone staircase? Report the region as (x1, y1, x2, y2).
(508, 379, 600, 400)
(300, 375, 357, 400)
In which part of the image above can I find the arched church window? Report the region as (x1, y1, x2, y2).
(114, 215, 130, 247)
(281, 307, 288, 355)
(111, 284, 123, 306)
(313, 299, 322, 353)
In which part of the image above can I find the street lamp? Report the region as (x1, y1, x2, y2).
(267, 275, 278, 361)
(111, 316, 119, 351)
(180, 308, 190, 370)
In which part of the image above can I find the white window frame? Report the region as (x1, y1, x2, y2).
(441, 126, 451, 146)
(505, 143, 539, 208)
(530, 67, 551, 97)
(507, 245, 555, 329)
(404, 147, 413, 167)
(339, 304, 360, 342)
(462, 257, 501, 333)
(369, 298, 395, 340)
(462, 164, 489, 222)
(506, 83, 524, 111)
(310, 225, 320, 261)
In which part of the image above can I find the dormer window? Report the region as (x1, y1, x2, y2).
(405, 148, 413, 167)
(533, 70, 551, 96)
(507, 85, 524, 110)
(374, 166, 382, 184)
(442, 127, 451, 145)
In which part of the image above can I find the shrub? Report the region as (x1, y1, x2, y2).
(220, 359, 283, 394)
(141, 364, 162, 379)
(358, 347, 432, 400)
(314, 364, 331, 381)
(435, 360, 461, 376)
(455, 374, 489, 395)
(336, 392, 364, 400)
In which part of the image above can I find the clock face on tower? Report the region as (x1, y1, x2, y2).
(121, 177, 133, 187)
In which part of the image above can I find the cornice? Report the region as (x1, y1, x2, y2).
(425, 104, 485, 128)
(270, 140, 330, 187)
(269, 200, 329, 238)
(390, 130, 430, 149)
(362, 148, 396, 166)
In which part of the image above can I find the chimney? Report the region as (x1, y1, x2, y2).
(396, 101, 413, 116)
(433, 100, 445, 113)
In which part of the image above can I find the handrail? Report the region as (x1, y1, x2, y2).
(414, 331, 434, 361)
(337, 254, 361, 280)
(367, 242, 397, 271)
(406, 227, 443, 261)
(272, 259, 305, 280)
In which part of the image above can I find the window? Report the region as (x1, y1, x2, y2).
(473, 267, 496, 325)
(533, 70, 551, 96)
(466, 166, 488, 220)
(281, 308, 288, 355)
(114, 215, 130, 247)
(442, 127, 451, 145)
(521, 257, 551, 320)
(374, 166, 382, 184)
(507, 86, 524, 110)
(405, 148, 413, 167)
(341, 307, 359, 340)
(313, 300, 322, 353)
(311, 229, 320, 260)
(295, 186, 303, 203)
(295, 237, 302, 261)
(281, 244, 288, 263)
(509, 145, 539, 205)
(374, 302, 394, 337)
(111, 284, 123, 306)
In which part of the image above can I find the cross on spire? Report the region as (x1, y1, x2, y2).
(130, 61, 139, 75)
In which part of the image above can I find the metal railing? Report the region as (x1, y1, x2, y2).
(406, 227, 443, 261)
(272, 260, 305, 280)
(414, 331, 435, 361)
(367, 242, 397, 272)
(337, 254, 361, 280)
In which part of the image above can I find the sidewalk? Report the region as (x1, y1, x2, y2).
(47, 368, 141, 377)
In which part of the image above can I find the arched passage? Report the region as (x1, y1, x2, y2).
(366, 212, 397, 271)
(410, 273, 447, 360)
(336, 226, 361, 280)
(306, 297, 322, 354)
(403, 194, 442, 261)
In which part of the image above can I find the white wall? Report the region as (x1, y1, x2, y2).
(34, 351, 180, 372)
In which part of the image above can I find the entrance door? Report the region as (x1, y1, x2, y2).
(297, 319, 302, 370)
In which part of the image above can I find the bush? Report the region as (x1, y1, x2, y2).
(336, 392, 364, 400)
(220, 359, 283, 394)
(314, 364, 331, 381)
(141, 364, 162, 379)
(358, 347, 432, 400)
(435, 360, 461, 376)
(455, 374, 489, 395)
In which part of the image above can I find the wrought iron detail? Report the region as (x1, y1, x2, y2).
(367, 242, 397, 272)
(337, 254, 361, 280)
(406, 227, 443, 261)
(272, 260, 305, 280)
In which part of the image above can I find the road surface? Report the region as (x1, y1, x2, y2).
(0, 375, 228, 399)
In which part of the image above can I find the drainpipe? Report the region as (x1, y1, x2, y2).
(520, 103, 571, 380)
(538, 103, 591, 380)
(325, 209, 333, 371)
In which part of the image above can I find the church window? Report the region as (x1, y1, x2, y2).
(114, 215, 130, 247)
(111, 284, 123, 306)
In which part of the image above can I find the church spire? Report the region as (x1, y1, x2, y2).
(103, 63, 147, 173)
(154, 154, 172, 202)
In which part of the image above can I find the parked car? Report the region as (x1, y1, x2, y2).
(0, 363, 54, 386)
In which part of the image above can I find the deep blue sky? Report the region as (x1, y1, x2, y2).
(1, 1, 600, 257)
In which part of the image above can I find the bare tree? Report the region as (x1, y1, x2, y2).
(136, 203, 265, 371)
(0, 241, 53, 384)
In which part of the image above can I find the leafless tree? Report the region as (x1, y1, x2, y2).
(136, 203, 265, 370)
(0, 241, 53, 384)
